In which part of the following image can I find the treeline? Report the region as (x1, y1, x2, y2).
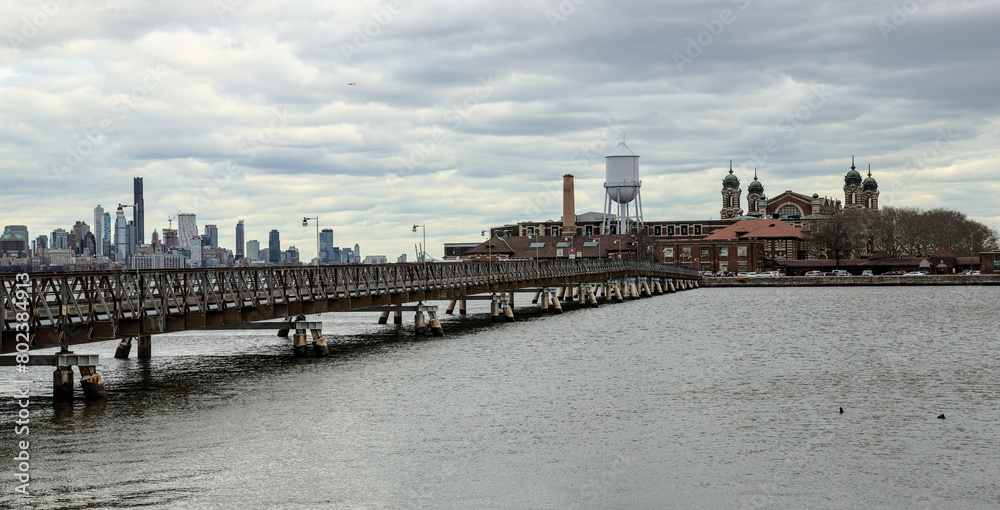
(809, 207, 999, 261)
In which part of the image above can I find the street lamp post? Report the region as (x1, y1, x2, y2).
(302, 217, 319, 265)
(413, 224, 427, 286)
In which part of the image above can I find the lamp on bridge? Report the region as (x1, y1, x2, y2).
(303, 217, 319, 265)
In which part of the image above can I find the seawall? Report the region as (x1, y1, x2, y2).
(699, 275, 1000, 287)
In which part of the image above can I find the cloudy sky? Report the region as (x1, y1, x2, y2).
(2, 0, 998, 260)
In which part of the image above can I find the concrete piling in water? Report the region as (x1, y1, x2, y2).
(459, 300, 468, 315)
(53, 366, 74, 401)
(137, 335, 151, 359)
(578, 286, 586, 305)
(557, 287, 566, 301)
(508, 291, 515, 307)
(378, 311, 390, 324)
(551, 294, 563, 313)
(394, 309, 403, 325)
(615, 284, 625, 302)
(540, 290, 549, 311)
(490, 301, 501, 323)
(429, 312, 444, 336)
(78, 365, 106, 400)
(532, 291, 540, 304)
(293, 331, 310, 357)
(114, 337, 133, 359)
(668, 281, 676, 293)
(310, 329, 329, 357)
(277, 317, 292, 337)
(446, 300, 457, 315)
(503, 304, 515, 321)
(587, 288, 599, 307)
(414, 312, 428, 336)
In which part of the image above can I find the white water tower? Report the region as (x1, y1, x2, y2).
(602, 141, 643, 235)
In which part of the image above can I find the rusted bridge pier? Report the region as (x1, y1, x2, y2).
(2, 260, 699, 398)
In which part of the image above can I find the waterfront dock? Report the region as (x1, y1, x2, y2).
(700, 275, 1000, 287)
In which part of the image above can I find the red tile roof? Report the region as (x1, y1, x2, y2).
(701, 219, 804, 241)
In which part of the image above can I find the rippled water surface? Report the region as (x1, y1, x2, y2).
(2, 286, 999, 509)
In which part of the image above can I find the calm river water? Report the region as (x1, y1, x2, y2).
(2, 286, 999, 509)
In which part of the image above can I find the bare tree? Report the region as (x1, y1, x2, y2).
(868, 206, 999, 257)
(807, 209, 866, 266)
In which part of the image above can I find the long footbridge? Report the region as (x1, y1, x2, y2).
(2, 259, 700, 398)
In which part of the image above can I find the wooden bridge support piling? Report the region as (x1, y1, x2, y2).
(550, 292, 563, 313)
(459, 300, 467, 316)
(378, 311, 390, 324)
(429, 312, 444, 336)
(293, 331, 310, 357)
(540, 290, 549, 311)
(114, 337, 133, 359)
(394, 309, 403, 325)
(414, 312, 428, 336)
(446, 300, 457, 315)
(532, 291, 540, 304)
(137, 335, 151, 359)
(310, 329, 329, 357)
(53, 366, 74, 401)
(79, 365, 106, 399)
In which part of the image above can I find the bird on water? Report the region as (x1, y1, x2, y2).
(839, 407, 844, 414)
(938, 414, 946, 419)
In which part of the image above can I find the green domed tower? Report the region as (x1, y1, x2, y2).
(844, 156, 864, 208)
(861, 164, 879, 209)
(747, 168, 765, 217)
(721, 161, 744, 219)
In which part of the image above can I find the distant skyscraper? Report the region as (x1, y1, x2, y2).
(49, 228, 68, 251)
(319, 229, 334, 263)
(204, 224, 219, 249)
(268, 230, 280, 264)
(94, 205, 105, 256)
(103, 212, 111, 245)
(177, 213, 197, 250)
(354, 243, 360, 263)
(190, 235, 203, 267)
(246, 240, 260, 260)
(0, 225, 29, 258)
(133, 177, 144, 246)
(162, 228, 178, 249)
(236, 220, 245, 259)
(114, 206, 130, 258)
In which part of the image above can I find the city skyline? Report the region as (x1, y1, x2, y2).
(2, 1, 999, 261)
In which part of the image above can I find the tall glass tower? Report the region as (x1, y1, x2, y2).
(133, 177, 144, 246)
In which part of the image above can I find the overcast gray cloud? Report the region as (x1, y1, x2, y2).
(2, 0, 998, 260)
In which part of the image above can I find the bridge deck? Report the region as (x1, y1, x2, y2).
(1, 259, 699, 353)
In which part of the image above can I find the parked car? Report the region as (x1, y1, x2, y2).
(861, 270, 873, 276)
(882, 270, 905, 275)
(805, 270, 823, 276)
(832, 270, 850, 276)
(903, 271, 927, 276)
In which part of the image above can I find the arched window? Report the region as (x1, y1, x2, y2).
(778, 204, 802, 217)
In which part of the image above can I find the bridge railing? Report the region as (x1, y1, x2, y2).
(1, 260, 698, 336)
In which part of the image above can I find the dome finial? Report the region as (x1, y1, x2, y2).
(754, 167, 757, 179)
(868, 163, 871, 177)
(851, 155, 855, 170)
(729, 160, 733, 174)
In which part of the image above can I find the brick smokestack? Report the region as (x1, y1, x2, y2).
(562, 174, 576, 237)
